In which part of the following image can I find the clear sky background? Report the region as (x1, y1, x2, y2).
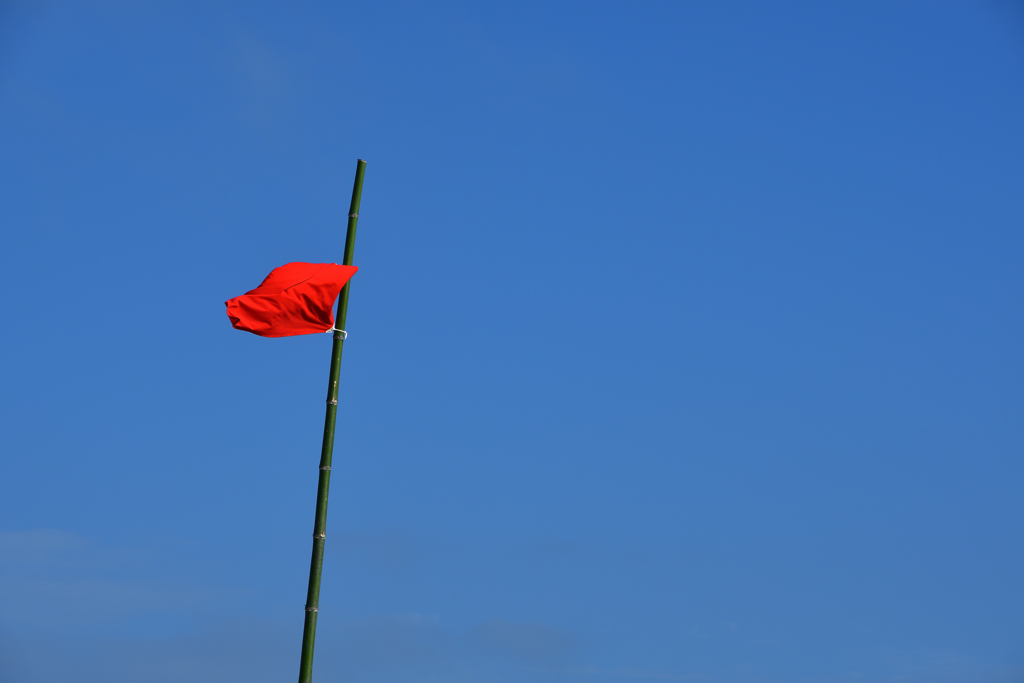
(1, 2, 1023, 682)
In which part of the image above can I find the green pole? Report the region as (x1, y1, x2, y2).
(298, 159, 366, 683)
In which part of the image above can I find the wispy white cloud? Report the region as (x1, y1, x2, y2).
(3, 531, 1011, 683)
(0, 529, 240, 632)
(334, 528, 419, 567)
(0, 528, 132, 572)
(2, 613, 578, 683)
(470, 618, 576, 666)
(1, 619, 296, 683)
(230, 31, 289, 97)
(0, 528, 88, 564)
(6, 606, 1014, 683)
(225, 29, 296, 128)
(0, 577, 229, 629)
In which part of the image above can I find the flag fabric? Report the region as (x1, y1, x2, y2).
(226, 262, 358, 337)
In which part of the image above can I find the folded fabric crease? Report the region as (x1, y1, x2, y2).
(225, 262, 358, 338)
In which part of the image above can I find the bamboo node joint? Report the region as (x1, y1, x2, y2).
(320, 465, 331, 471)
(327, 398, 338, 405)
(314, 532, 325, 539)
(305, 605, 318, 612)
(349, 213, 358, 218)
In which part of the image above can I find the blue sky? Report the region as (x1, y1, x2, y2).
(1, 2, 1023, 681)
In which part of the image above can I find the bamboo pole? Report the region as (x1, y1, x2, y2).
(298, 159, 366, 683)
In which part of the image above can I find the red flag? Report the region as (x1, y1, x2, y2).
(226, 262, 358, 337)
